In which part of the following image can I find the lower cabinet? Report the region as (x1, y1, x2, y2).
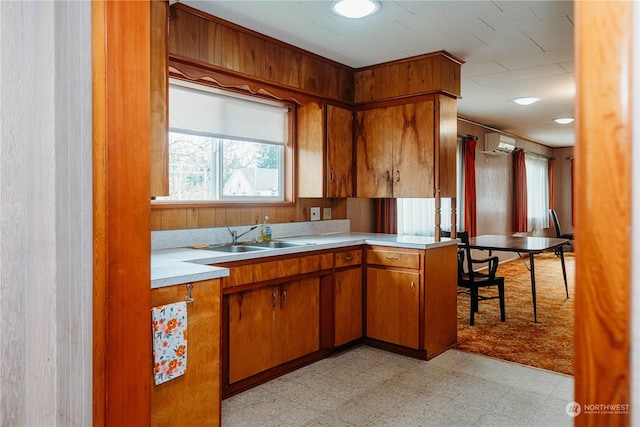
(150, 279, 221, 427)
(365, 244, 457, 359)
(334, 267, 363, 346)
(366, 268, 420, 349)
(228, 277, 320, 383)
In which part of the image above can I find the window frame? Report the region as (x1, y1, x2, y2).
(152, 76, 296, 208)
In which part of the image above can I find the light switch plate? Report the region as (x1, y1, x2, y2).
(323, 207, 332, 220)
(310, 207, 320, 221)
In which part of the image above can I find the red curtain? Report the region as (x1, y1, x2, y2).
(513, 150, 528, 232)
(375, 198, 397, 234)
(463, 136, 478, 236)
(571, 158, 574, 225)
(548, 158, 555, 228)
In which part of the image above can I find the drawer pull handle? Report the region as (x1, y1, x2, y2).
(411, 281, 416, 294)
(343, 254, 353, 261)
(282, 290, 288, 305)
(385, 255, 399, 260)
(272, 290, 278, 308)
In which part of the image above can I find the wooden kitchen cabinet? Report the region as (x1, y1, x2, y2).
(334, 248, 363, 346)
(364, 244, 457, 359)
(326, 104, 354, 197)
(228, 277, 320, 383)
(151, 279, 221, 426)
(297, 101, 354, 198)
(356, 100, 435, 198)
(366, 267, 420, 349)
(228, 286, 278, 383)
(150, 0, 169, 197)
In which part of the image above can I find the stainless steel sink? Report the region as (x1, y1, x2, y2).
(206, 245, 267, 253)
(248, 241, 310, 248)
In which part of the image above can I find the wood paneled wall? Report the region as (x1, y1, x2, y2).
(354, 52, 462, 103)
(169, 4, 353, 103)
(151, 198, 348, 230)
(93, 1, 152, 425)
(574, 1, 632, 425)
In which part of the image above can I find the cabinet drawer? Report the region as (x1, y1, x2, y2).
(300, 253, 333, 274)
(366, 248, 420, 269)
(222, 265, 254, 289)
(335, 249, 362, 268)
(253, 258, 300, 282)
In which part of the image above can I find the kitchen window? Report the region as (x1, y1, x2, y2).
(157, 79, 291, 202)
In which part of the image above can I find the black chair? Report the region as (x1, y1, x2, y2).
(456, 231, 506, 326)
(549, 209, 573, 256)
(549, 209, 574, 240)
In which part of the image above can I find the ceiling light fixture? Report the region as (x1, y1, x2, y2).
(332, 0, 380, 19)
(554, 117, 575, 124)
(512, 97, 541, 106)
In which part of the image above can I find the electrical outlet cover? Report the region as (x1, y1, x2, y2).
(310, 207, 320, 221)
(323, 207, 332, 219)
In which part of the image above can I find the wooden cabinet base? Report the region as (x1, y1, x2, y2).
(363, 337, 455, 361)
(151, 279, 221, 427)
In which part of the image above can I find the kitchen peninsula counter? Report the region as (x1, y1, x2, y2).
(151, 232, 456, 288)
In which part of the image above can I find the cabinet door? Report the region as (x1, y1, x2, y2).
(334, 267, 363, 346)
(356, 107, 393, 198)
(228, 287, 279, 383)
(278, 277, 320, 364)
(151, 279, 220, 426)
(366, 268, 420, 349)
(326, 104, 354, 197)
(297, 101, 324, 197)
(150, 0, 168, 196)
(392, 101, 435, 198)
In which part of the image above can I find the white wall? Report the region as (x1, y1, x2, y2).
(0, 1, 92, 425)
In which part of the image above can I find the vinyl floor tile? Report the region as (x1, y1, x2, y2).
(222, 346, 574, 427)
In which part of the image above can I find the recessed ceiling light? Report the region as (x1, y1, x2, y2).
(554, 117, 575, 124)
(512, 97, 541, 106)
(332, 0, 380, 19)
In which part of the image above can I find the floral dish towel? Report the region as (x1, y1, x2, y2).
(151, 301, 187, 385)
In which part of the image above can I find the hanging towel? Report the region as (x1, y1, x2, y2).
(151, 301, 188, 385)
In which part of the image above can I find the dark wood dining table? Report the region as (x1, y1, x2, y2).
(467, 234, 570, 322)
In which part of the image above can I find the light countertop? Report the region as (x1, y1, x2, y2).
(152, 232, 456, 288)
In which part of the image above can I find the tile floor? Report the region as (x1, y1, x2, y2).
(222, 346, 574, 427)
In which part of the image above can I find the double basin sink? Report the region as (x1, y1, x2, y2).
(205, 241, 311, 253)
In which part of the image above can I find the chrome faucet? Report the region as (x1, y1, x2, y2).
(226, 225, 258, 244)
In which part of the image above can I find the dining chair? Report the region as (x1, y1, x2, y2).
(456, 231, 506, 326)
(549, 209, 574, 240)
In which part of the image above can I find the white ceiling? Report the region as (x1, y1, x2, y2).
(182, 0, 575, 148)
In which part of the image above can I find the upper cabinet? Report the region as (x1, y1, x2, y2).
(356, 100, 435, 198)
(298, 102, 354, 198)
(354, 52, 462, 199)
(150, 0, 169, 197)
(158, 6, 463, 202)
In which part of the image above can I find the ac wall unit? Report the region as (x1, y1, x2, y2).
(483, 133, 516, 155)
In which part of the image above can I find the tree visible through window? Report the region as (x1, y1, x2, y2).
(157, 80, 289, 202)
